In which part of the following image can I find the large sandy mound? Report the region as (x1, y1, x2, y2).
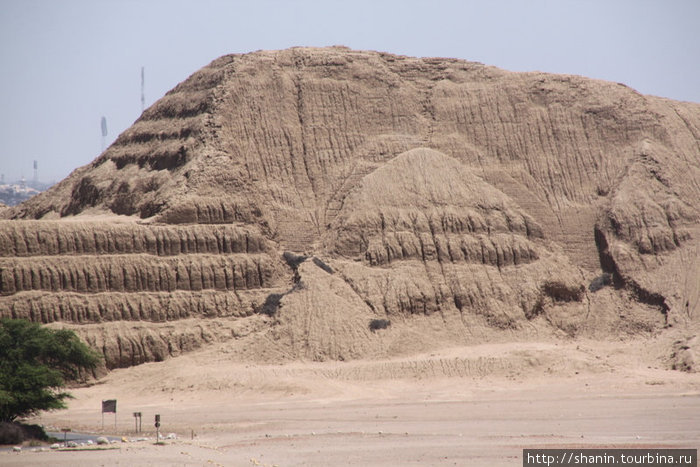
(1, 47, 698, 370)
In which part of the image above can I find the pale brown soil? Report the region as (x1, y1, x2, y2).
(1, 47, 698, 465)
(4, 336, 699, 466)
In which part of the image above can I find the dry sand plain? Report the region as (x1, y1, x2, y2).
(3, 336, 699, 466)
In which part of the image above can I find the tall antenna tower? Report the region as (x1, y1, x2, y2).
(141, 66, 145, 112)
(101, 116, 108, 151)
(33, 160, 38, 184)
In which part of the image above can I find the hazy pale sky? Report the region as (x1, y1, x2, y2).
(1, 0, 698, 183)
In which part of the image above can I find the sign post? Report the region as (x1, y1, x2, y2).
(155, 414, 161, 443)
(101, 399, 117, 431)
(133, 412, 142, 433)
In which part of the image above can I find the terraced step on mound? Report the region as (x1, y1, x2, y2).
(0, 220, 290, 369)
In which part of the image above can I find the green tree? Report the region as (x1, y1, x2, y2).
(0, 319, 100, 423)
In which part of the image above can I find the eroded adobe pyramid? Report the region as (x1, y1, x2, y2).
(2, 47, 699, 369)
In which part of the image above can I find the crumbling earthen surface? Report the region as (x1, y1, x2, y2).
(1, 47, 698, 369)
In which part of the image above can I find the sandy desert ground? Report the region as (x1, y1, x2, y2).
(2, 46, 699, 466)
(2, 334, 699, 466)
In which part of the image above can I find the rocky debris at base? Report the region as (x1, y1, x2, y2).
(670, 336, 698, 373)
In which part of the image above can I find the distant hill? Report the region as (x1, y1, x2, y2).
(0, 180, 48, 206)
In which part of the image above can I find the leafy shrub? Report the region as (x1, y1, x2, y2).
(20, 423, 49, 442)
(0, 422, 47, 445)
(0, 319, 100, 423)
(0, 422, 23, 445)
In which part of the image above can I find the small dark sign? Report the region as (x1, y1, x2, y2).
(102, 399, 117, 413)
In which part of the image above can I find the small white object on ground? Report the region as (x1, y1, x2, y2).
(95, 436, 109, 445)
